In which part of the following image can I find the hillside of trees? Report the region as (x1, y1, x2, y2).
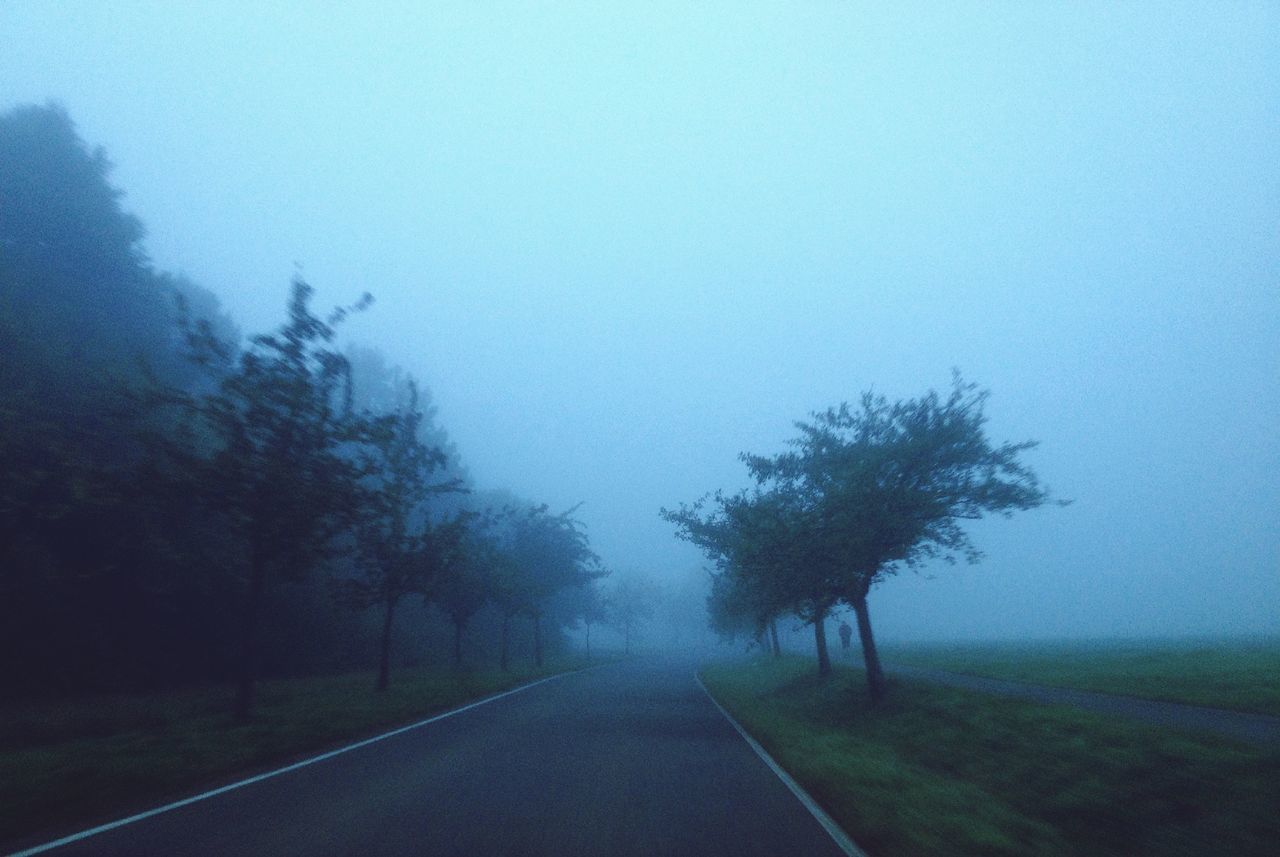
(0, 103, 607, 713)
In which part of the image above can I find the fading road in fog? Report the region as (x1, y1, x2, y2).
(17, 659, 848, 857)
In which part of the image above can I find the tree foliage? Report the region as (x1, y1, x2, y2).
(171, 277, 376, 717)
(335, 380, 464, 688)
(667, 374, 1056, 697)
(0, 103, 238, 692)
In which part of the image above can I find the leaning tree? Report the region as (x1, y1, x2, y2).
(747, 373, 1057, 701)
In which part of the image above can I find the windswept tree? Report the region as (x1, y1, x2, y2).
(173, 278, 374, 719)
(666, 374, 1055, 692)
(747, 373, 1056, 701)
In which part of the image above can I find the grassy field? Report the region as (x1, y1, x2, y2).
(701, 656, 1280, 857)
(1, 657, 597, 850)
(880, 637, 1280, 717)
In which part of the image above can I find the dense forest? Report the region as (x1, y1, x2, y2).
(0, 103, 609, 712)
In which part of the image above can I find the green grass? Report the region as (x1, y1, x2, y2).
(1, 658, 595, 849)
(701, 656, 1280, 857)
(881, 637, 1280, 716)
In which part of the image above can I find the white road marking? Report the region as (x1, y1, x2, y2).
(695, 671, 867, 857)
(8, 670, 581, 857)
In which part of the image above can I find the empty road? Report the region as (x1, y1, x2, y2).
(16, 659, 849, 857)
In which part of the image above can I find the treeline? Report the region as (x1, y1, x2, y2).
(664, 377, 1058, 703)
(0, 103, 606, 715)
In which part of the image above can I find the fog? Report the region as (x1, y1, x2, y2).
(3, 2, 1276, 641)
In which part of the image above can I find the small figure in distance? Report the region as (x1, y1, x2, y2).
(838, 619, 853, 652)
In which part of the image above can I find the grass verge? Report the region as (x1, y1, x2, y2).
(701, 656, 1280, 857)
(1, 657, 598, 850)
(880, 637, 1280, 716)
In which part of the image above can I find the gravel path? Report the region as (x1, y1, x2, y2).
(886, 663, 1280, 747)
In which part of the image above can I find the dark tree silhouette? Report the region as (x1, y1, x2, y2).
(336, 381, 463, 690)
(428, 514, 493, 669)
(665, 485, 840, 674)
(0, 103, 238, 693)
(176, 278, 374, 719)
(507, 505, 602, 668)
(666, 374, 1055, 692)
(746, 374, 1056, 701)
(706, 571, 781, 657)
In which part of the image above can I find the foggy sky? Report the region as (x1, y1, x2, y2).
(3, 2, 1276, 640)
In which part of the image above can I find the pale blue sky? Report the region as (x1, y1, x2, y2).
(3, 2, 1277, 638)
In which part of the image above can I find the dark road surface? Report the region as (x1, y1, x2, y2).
(887, 664, 1280, 746)
(18, 659, 850, 857)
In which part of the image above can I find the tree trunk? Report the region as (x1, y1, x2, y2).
(452, 616, 465, 669)
(533, 612, 543, 668)
(769, 619, 781, 657)
(852, 595, 886, 703)
(375, 595, 396, 692)
(813, 606, 831, 677)
(234, 549, 267, 721)
(500, 613, 511, 672)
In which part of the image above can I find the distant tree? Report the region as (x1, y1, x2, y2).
(173, 277, 374, 719)
(429, 514, 493, 669)
(335, 380, 463, 690)
(665, 483, 840, 674)
(345, 346, 467, 488)
(577, 583, 610, 661)
(706, 570, 780, 656)
(486, 531, 527, 672)
(607, 573, 660, 655)
(508, 505, 602, 668)
(0, 103, 235, 411)
(746, 374, 1056, 701)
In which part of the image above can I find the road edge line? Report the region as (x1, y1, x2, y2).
(695, 671, 867, 857)
(8, 667, 594, 857)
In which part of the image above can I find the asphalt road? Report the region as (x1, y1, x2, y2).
(20, 659, 849, 857)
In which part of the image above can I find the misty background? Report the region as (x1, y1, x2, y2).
(3, 1, 1276, 641)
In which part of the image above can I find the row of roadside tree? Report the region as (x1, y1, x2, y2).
(0, 102, 610, 718)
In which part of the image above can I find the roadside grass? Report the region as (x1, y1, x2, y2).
(701, 656, 1280, 857)
(1, 656, 600, 849)
(880, 637, 1280, 716)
